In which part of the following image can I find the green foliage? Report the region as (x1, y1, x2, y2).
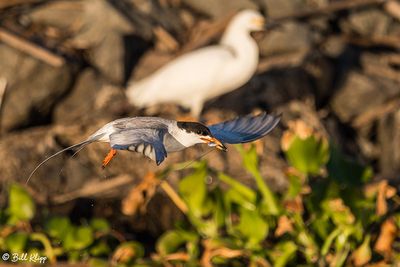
(268, 241, 297, 267)
(45, 216, 71, 240)
(233, 207, 268, 249)
(284, 135, 329, 175)
(156, 229, 197, 256)
(5, 232, 28, 253)
(63, 226, 94, 251)
(7, 184, 35, 223)
(1, 129, 398, 266)
(328, 145, 373, 185)
(237, 145, 280, 215)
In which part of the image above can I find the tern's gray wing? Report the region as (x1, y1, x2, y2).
(208, 112, 280, 144)
(110, 128, 168, 165)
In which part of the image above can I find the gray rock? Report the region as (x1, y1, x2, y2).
(259, 22, 313, 57)
(0, 126, 76, 192)
(71, 0, 134, 84)
(88, 33, 127, 84)
(306, 54, 334, 104)
(206, 67, 313, 114)
(53, 69, 102, 124)
(321, 35, 346, 58)
(263, 0, 306, 18)
(342, 9, 392, 36)
(331, 71, 400, 122)
(0, 44, 74, 133)
(54, 68, 131, 126)
(27, 0, 84, 29)
(181, 0, 257, 18)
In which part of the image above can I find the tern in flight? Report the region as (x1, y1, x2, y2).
(27, 112, 280, 183)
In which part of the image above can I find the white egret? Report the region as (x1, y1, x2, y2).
(126, 9, 267, 117)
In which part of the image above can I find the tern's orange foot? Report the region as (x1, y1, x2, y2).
(102, 149, 117, 169)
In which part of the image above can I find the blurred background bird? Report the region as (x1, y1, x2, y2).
(126, 9, 267, 118)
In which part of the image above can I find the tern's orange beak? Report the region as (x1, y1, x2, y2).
(201, 136, 227, 151)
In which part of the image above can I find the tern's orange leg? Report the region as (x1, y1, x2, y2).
(102, 149, 117, 169)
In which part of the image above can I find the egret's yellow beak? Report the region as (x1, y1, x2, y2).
(251, 17, 265, 28)
(201, 137, 227, 151)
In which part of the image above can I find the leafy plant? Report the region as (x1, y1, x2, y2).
(0, 120, 399, 266)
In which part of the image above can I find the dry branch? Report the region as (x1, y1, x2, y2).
(272, 0, 387, 21)
(0, 28, 65, 67)
(0, 77, 7, 111)
(51, 175, 134, 204)
(160, 180, 188, 213)
(0, 0, 42, 9)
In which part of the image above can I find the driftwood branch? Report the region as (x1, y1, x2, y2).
(272, 0, 387, 21)
(0, 28, 65, 67)
(0, 0, 42, 9)
(0, 77, 7, 135)
(51, 175, 134, 204)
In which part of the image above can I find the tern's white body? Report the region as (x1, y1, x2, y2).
(126, 9, 264, 117)
(90, 117, 206, 151)
(26, 112, 280, 184)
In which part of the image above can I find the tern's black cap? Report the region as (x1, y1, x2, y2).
(177, 121, 212, 136)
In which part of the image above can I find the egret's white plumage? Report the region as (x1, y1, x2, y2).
(126, 9, 265, 117)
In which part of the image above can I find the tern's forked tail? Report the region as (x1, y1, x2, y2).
(26, 139, 95, 185)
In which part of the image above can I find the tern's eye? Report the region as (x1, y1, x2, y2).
(197, 130, 202, 135)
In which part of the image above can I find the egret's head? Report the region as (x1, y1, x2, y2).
(231, 9, 265, 32)
(176, 121, 227, 151)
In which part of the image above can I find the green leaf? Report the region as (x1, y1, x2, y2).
(156, 230, 185, 255)
(7, 184, 35, 222)
(218, 172, 256, 204)
(270, 241, 297, 267)
(321, 199, 355, 226)
(30, 232, 57, 263)
(233, 207, 268, 248)
(178, 161, 208, 217)
(310, 214, 331, 239)
(352, 234, 371, 266)
(236, 145, 279, 215)
(327, 146, 373, 186)
(211, 187, 227, 228)
(284, 135, 329, 175)
(68, 250, 84, 263)
(45, 216, 71, 240)
(321, 228, 341, 256)
(285, 173, 303, 200)
(88, 258, 109, 267)
(5, 232, 28, 253)
(113, 241, 144, 266)
(63, 226, 94, 251)
(331, 244, 351, 267)
(297, 230, 319, 263)
(113, 241, 144, 262)
(334, 226, 354, 252)
(89, 241, 110, 256)
(90, 218, 110, 233)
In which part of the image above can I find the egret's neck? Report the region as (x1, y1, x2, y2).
(213, 26, 259, 97)
(220, 27, 259, 61)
